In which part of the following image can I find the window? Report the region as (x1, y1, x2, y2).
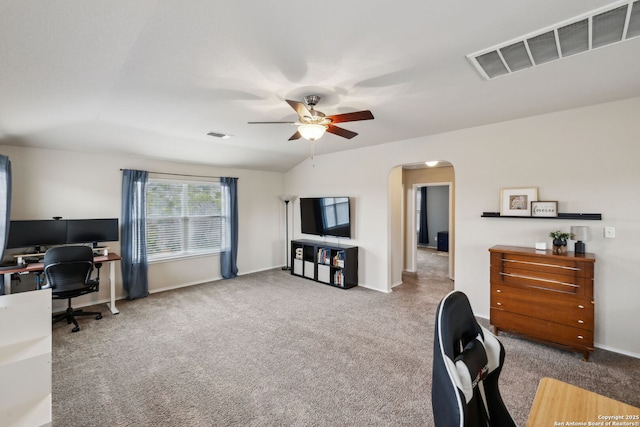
(146, 178, 222, 260)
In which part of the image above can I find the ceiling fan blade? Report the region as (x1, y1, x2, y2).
(247, 121, 296, 124)
(286, 99, 311, 117)
(326, 124, 358, 139)
(328, 110, 374, 123)
(288, 130, 302, 141)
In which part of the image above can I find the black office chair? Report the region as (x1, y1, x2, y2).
(432, 291, 516, 427)
(42, 246, 102, 332)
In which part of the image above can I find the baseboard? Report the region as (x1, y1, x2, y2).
(357, 283, 391, 293)
(594, 343, 640, 360)
(149, 278, 220, 295)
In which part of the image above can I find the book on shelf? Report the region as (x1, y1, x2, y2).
(333, 251, 345, 268)
(334, 270, 344, 287)
(317, 248, 331, 265)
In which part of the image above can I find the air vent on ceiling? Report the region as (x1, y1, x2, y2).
(468, 0, 640, 80)
(207, 131, 232, 139)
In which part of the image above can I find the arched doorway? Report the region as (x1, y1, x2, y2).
(388, 161, 455, 291)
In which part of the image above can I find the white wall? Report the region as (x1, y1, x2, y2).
(286, 150, 393, 291)
(0, 145, 285, 309)
(285, 96, 640, 357)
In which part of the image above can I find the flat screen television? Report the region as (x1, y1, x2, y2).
(66, 218, 119, 246)
(300, 197, 351, 238)
(6, 220, 68, 249)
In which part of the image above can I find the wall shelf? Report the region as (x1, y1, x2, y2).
(481, 212, 601, 220)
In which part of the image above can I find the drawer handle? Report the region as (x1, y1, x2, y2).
(578, 320, 585, 324)
(578, 335, 584, 340)
(499, 272, 578, 288)
(496, 302, 502, 306)
(578, 305, 585, 309)
(502, 259, 580, 271)
(496, 289, 502, 293)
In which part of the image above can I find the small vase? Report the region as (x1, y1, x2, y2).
(552, 238, 567, 254)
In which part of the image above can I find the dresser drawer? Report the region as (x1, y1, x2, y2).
(490, 284, 593, 330)
(490, 251, 594, 297)
(491, 309, 594, 351)
(492, 251, 588, 273)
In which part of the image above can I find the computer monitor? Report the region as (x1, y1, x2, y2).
(66, 218, 119, 246)
(6, 220, 68, 250)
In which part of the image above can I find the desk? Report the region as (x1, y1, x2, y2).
(526, 377, 640, 426)
(1, 252, 122, 314)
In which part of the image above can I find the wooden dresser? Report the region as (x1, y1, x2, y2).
(489, 245, 596, 360)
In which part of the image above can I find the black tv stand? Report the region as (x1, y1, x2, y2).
(290, 239, 358, 289)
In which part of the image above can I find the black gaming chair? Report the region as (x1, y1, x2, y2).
(432, 291, 516, 427)
(42, 246, 102, 332)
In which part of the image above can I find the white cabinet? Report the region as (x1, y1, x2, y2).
(293, 259, 303, 276)
(304, 261, 315, 279)
(0, 290, 52, 427)
(317, 264, 331, 284)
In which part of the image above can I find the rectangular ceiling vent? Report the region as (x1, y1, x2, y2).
(468, 0, 640, 80)
(207, 131, 232, 139)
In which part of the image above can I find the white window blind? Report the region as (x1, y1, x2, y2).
(146, 178, 222, 260)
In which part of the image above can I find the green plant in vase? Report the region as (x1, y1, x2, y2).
(549, 230, 574, 254)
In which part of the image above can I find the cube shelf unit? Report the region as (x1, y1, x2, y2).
(291, 239, 358, 289)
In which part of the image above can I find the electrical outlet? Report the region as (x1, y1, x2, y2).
(604, 226, 616, 238)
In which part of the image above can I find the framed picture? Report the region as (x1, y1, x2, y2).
(500, 187, 538, 216)
(531, 201, 558, 217)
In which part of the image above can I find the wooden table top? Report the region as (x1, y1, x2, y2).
(1, 252, 121, 275)
(526, 377, 640, 427)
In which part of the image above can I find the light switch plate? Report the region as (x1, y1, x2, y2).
(604, 226, 615, 238)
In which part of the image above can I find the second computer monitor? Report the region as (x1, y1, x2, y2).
(66, 219, 119, 247)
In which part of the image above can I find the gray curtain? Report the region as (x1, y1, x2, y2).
(0, 156, 11, 292)
(418, 186, 429, 245)
(121, 169, 149, 299)
(220, 177, 238, 279)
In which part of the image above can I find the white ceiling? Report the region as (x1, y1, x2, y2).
(2, 0, 639, 172)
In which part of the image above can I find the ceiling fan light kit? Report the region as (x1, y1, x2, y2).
(298, 123, 327, 141)
(248, 95, 374, 142)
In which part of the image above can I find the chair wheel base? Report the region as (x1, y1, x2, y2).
(96, 314, 102, 320)
(72, 326, 80, 332)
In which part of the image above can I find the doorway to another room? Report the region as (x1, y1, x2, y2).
(387, 161, 454, 292)
(402, 160, 454, 283)
(413, 183, 451, 281)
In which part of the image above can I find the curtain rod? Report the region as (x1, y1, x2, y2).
(119, 169, 237, 180)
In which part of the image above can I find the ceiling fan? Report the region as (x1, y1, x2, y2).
(248, 95, 374, 141)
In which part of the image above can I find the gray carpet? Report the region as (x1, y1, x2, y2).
(52, 248, 640, 426)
